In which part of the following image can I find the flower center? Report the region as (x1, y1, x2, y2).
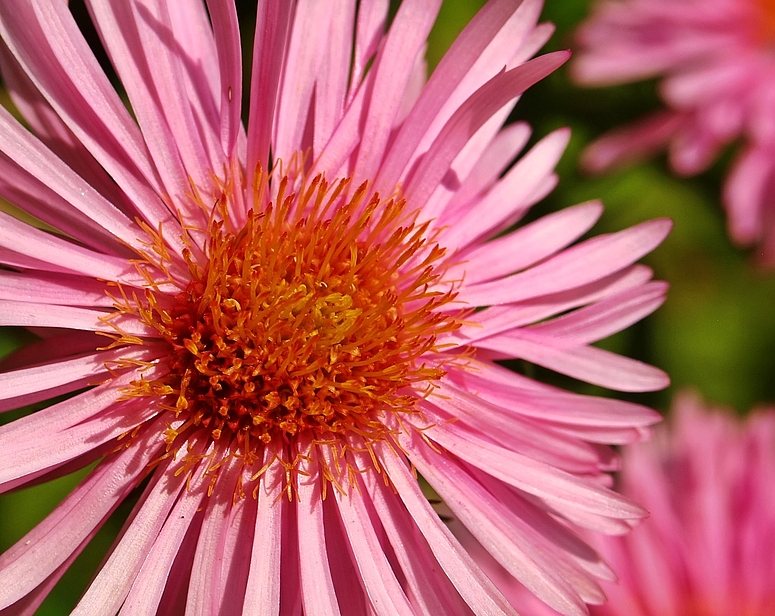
(754, 0, 775, 42)
(123, 174, 460, 464)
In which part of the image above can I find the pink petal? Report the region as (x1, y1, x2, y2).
(71, 443, 197, 616)
(377, 442, 519, 616)
(364, 469, 475, 615)
(241, 455, 284, 616)
(351, 0, 442, 188)
(0, 208, 135, 281)
(332, 478, 416, 616)
(421, 421, 646, 521)
(440, 128, 571, 249)
(375, 0, 529, 195)
(412, 444, 594, 615)
(205, 0, 243, 157)
(313, 0, 356, 155)
(0, 345, 159, 404)
(245, 0, 293, 198)
(296, 462, 342, 616)
(455, 219, 671, 307)
(119, 461, 210, 616)
(0, 0, 176, 232)
(0, 270, 114, 307)
(523, 281, 668, 344)
(0, 104, 137, 252)
(449, 200, 603, 285)
(408, 61, 569, 221)
(273, 0, 336, 165)
(349, 0, 389, 101)
(0, 422, 164, 610)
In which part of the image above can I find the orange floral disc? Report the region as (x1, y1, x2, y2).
(116, 172, 461, 469)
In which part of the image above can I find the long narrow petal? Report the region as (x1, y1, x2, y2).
(332, 478, 416, 616)
(405, 52, 570, 214)
(245, 0, 294, 193)
(0, 0, 175, 230)
(70, 443, 197, 616)
(455, 219, 671, 307)
(205, 0, 243, 157)
(119, 459, 211, 616)
(374, 0, 524, 194)
(378, 443, 519, 616)
(0, 422, 164, 610)
(296, 463, 342, 616)
(241, 455, 284, 616)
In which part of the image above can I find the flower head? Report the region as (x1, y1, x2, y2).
(460, 392, 775, 616)
(593, 393, 775, 616)
(574, 0, 775, 262)
(0, 1, 669, 614)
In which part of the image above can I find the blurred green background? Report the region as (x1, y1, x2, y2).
(2, 0, 775, 613)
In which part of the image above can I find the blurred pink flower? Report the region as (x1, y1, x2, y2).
(472, 392, 775, 615)
(0, 1, 669, 614)
(574, 0, 775, 262)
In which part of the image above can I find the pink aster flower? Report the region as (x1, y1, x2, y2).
(574, 0, 775, 262)
(459, 393, 775, 616)
(589, 392, 775, 616)
(0, 1, 670, 614)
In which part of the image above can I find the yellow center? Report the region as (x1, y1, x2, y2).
(119, 173, 460, 466)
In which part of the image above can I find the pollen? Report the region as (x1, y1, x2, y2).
(125, 173, 461, 465)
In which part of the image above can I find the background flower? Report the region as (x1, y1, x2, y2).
(459, 392, 775, 616)
(0, 0, 669, 614)
(573, 0, 775, 263)
(590, 392, 775, 616)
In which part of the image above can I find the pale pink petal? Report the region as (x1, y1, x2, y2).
(296, 464, 342, 616)
(0, 208, 135, 281)
(0, 38, 133, 213)
(351, 0, 442, 187)
(0, 345, 159, 404)
(241, 456, 284, 616)
(449, 201, 603, 285)
(378, 443, 520, 616)
(405, 52, 570, 214)
(435, 121, 532, 222)
(0, 396, 159, 491)
(455, 219, 671, 307)
(420, 422, 646, 522)
(375, 0, 529, 195)
(245, 0, 293, 196)
(313, 0, 356, 155)
(476, 333, 669, 391)
(412, 444, 596, 615)
(70, 443, 198, 616)
(273, 0, 334, 164)
(440, 128, 571, 249)
(349, 0, 389, 101)
(0, 1, 176, 230)
(0, 104, 139, 251)
(442, 265, 655, 342)
(395, 0, 546, 189)
(0, 422, 164, 610)
(332, 476, 419, 616)
(205, 0, 243, 157)
(364, 471, 475, 615)
(120, 460, 210, 616)
(0, 271, 114, 307)
(724, 144, 775, 245)
(86, 0, 212, 200)
(523, 281, 668, 344)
